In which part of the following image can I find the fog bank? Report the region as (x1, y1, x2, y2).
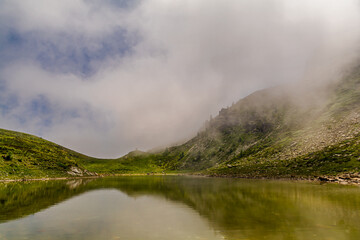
(0, 0, 359, 157)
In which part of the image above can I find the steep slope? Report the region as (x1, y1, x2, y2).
(137, 63, 360, 177)
(206, 64, 360, 177)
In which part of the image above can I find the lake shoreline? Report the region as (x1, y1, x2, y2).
(1, 172, 360, 185)
(197, 172, 360, 186)
(0, 175, 103, 183)
(0, 173, 185, 183)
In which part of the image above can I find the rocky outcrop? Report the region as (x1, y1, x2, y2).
(318, 173, 360, 185)
(67, 166, 98, 177)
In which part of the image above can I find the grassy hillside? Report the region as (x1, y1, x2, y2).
(0, 129, 99, 179)
(203, 65, 360, 177)
(78, 150, 165, 174)
(0, 129, 165, 179)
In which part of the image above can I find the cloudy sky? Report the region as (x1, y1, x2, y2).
(0, 0, 359, 158)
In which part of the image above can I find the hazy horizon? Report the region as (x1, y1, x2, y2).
(0, 0, 359, 158)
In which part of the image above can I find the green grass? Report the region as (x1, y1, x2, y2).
(207, 134, 360, 178)
(79, 151, 165, 174)
(0, 128, 89, 179)
(0, 129, 166, 179)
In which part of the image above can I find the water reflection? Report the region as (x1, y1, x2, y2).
(0, 176, 360, 240)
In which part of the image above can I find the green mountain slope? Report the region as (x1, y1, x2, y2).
(0, 129, 99, 178)
(129, 63, 360, 177)
(204, 65, 360, 177)
(0, 129, 167, 179)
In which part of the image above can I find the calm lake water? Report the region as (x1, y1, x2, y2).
(0, 176, 360, 240)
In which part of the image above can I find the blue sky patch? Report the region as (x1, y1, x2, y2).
(0, 27, 140, 77)
(86, 0, 142, 10)
(6, 30, 23, 46)
(29, 95, 53, 116)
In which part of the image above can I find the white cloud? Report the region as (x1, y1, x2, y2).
(0, 0, 359, 157)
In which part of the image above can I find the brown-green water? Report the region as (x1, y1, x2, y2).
(0, 176, 360, 240)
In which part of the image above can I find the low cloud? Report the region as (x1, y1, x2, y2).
(0, 0, 359, 157)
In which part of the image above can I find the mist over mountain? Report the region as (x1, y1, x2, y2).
(0, 0, 359, 158)
(110, 60, 360, 179)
